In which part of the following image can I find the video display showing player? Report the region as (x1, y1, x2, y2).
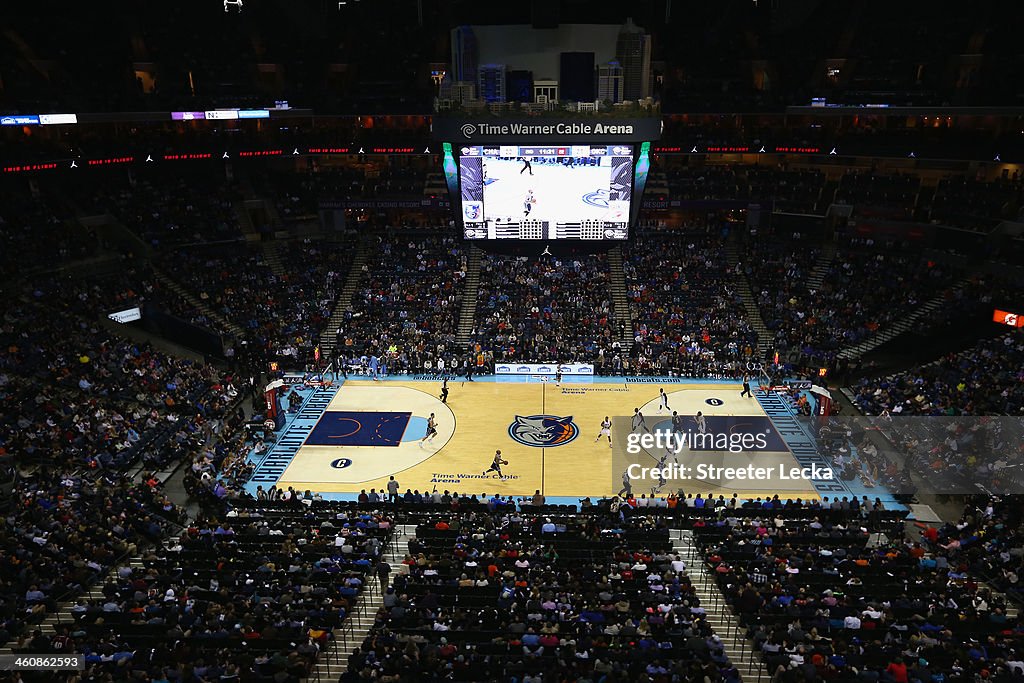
(460, 145, 633, 240)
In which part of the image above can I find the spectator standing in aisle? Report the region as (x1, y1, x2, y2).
(376, 559, 392, 589)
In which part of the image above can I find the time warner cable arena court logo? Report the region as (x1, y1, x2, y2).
(508, 415, 579, 447)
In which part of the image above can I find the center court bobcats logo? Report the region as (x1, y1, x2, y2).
(582, 188, 610, 208)
(508, 415, 579, 448)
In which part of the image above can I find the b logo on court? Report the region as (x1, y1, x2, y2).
(508, 415, 579, 448)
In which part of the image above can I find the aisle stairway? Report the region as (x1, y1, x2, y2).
(816, 178, 840, 214)
(607, 246, 634, 352)
(673, 530, 768, 682)
(805, 241, 837, 291)
(331, 525, 415, 679)
(152, 267, 245, 338)
(318, 239, 371, 362)
(455, 245, 482, 348)
(310, 569, 388, 681)
(0, 551, 156, 658)
(836, 275, 973, 360)
(262, 240, 287, 276)
(723, 240, 770, 361)
(233, 200, 260, 238)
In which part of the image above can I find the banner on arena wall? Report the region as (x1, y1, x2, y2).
(107, 306, 141, 324)
(319, 199, 447, 209)
(994, 309, 1024, 328)
(494, 363, 594, 375)
(434, 118, 662, 144)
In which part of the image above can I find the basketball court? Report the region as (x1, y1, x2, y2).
(481, 157, 619, 223)
(247, 378, 844, 501)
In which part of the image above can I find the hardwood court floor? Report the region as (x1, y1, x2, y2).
(274, 380, 818, 500)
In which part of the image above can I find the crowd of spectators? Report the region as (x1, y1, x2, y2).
(834, 171, 921, 217)
(59, 169, 245, 248)
(33, 234, 357, 373)
(180, 391, 257, 506)
(348, 508, 740, 682)
(0, 186, 95, 273)
(28, 259, 248, 341)
(56, 504, 393, 681)
(0, 471, 184, 650)
(849, 330, 1024, 417)
(473, 253, 619, 367)
(744, 233, 958, 366)
(625, 233, 758, 377)
(0, 292, 236, 472)
(948, 495, 1024, 600)
(257, 164, 431, 222)
(928, 175, 1024, 229)
(656, 163, 827, 214)
(664, 165, 745, 202)
(653, 164, 1024, 253)
(696, 497, 1024, 683)
(6, 153, 1024, 683)
(165, 238, 353, 368)
(746, 168, 826, 214)
(655, 160, 831, 211)
(336, 232, 466, 374)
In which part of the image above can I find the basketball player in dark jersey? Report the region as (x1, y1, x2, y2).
(420, 413, 437, 445)
(484, 450, 507, 477)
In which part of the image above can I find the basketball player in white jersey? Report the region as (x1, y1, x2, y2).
(694, 411, 707, 435)
(523, 190, 537, 217)
(658, 387, 670, 412)
(664, 438, 679, 464)
(595, 416, 612, 447)
(631, 408, 651, 434)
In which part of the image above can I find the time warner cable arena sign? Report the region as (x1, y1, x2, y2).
(434, 118, 662, 144)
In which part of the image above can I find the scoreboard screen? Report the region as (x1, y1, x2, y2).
(458, 144, 633, 240)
